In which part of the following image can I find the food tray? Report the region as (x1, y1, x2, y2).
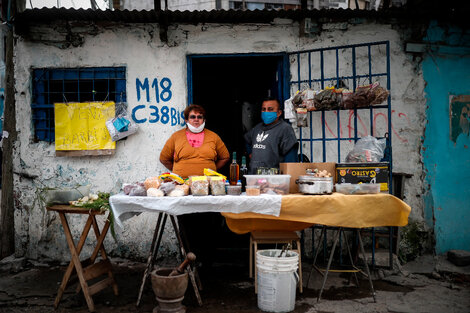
(296, 176, 333, 194)
(244, 175, 290, 195)
(226, 185, 241, 195)
(335, 183, 380, 195)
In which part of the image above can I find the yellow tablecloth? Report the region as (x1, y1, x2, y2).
(222, 193, 411, 234)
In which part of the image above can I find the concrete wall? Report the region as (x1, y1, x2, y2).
(421, 22, 470, 254)
(13, 19, 426, 261)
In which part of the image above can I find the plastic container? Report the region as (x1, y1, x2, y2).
(45, 185, 91, 205)
(257, 249, 299, 313)
(244, 175, 291, 195)
(226, 185, 242, 195)
(296, 176, 333, 194)
(245, 185, 261, 196)
(335, 183, 380, 194)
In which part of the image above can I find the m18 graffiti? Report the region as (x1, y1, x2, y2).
(136, 77, 172, 103)
(133, 77, 185, 126)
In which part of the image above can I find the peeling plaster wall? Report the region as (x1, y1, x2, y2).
(13, 20, 426, 261)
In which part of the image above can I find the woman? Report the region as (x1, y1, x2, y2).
(160, 104, 230, 178)
(160, 105, 230, 271)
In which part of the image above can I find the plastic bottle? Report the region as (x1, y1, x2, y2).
(229, 152, 239, 186)
(240, 156, 248, 192)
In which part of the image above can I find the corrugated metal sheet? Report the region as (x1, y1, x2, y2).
(15, 7, 402, 25)
(13, 5, 470, 27)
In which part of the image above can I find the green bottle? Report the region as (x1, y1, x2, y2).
(240, 156, 248, 192)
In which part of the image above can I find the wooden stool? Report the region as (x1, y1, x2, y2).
(47, 205, 119, 312)
(250, 231, 303, 294)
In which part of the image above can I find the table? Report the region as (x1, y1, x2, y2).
(110, 193, 282, 228)
(222, 192, 411, 302)
(109, 194, 284, 307)
(221, 192, 411, 233)
(110, 193, 410, 304)
(47, 205, 119, 312)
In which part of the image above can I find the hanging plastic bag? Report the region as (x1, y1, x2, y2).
(284, 96, 296, 122)
(368, 82, 390, 105)
(106, 102, 138, 141)
(295, 107, 308, 127)
(345, 135, 387, 163)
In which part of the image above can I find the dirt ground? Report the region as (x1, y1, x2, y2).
(1, 255, 470, 313)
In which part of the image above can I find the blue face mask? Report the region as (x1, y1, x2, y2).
(261, 111, 278, 125)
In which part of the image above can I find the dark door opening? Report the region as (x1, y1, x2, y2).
(189, 54, 285, 266)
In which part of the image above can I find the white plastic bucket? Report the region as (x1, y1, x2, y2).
(257, 249, 299, 313)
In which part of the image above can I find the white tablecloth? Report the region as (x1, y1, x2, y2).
(109, 194, 282, 228)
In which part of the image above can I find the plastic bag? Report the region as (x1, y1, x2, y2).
(295, 107, 308, 127)
(190, 176, 209, 196)
(209, 177, 226, 196)
(106, 102, 138, 141)
(284, 97, 296, 121)
(127, 183, 147, 196)
(341, 89, 354, 109)
(314, 88, 340, 110)
(368, 82, 390, 105)
(159, 182, 176, 195)
(345, 136, 387, 163)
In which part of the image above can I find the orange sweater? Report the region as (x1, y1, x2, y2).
(160, 128, 230, 179)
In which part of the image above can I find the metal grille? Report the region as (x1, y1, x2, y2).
(289, 41, 395, 268)
(288, 41, 392, 171)
(31, 67, 127, 142)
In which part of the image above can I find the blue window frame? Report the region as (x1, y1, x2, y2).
(31, 67, 127, 142)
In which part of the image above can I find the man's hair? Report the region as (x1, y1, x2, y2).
(184, 104, 206, 120)
(262, 97, 281, 111)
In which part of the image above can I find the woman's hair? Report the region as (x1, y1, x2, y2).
(184, 104, 206, 120)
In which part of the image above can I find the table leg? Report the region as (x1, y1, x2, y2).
(317, 227, 341, 302)
(170, 215, 203, 306)
(136, 213, 165, 307)
(90, 215, 119, 296)
(307, 225, 326, 288)
(342, 229, 360, 287)
(54, 214, 93, 309)
(357, 229, 376, 302)
(58, 212, 95, 312)
(75, 215, 114, 294)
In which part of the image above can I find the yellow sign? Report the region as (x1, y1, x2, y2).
(54, 102, 116, 151)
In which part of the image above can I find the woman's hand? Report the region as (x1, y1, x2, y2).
(215, 157, 230, 170)
(160, 158, 174, 171)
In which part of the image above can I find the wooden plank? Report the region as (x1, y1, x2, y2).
(58, 213, 95, 312)
(88, 277, 114, 296)
(0, 27, 17, 259)
(83, 259, 111, 281)
(55, 149, 115, 157)
(47, 205, 105, 215)
(54, 214, 93, 307)
(252, 231, 300, 241)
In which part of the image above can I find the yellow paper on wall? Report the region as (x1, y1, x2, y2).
(54, 101, 116, 151)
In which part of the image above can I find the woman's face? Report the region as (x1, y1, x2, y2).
(186, 110, 205, 128)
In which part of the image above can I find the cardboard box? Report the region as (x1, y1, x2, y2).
(280, 162, 336, 194)
(336, 162, 390, 191)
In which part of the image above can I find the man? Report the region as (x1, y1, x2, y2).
(245, 97, 298, 174)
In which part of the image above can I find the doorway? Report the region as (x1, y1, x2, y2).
(189, 54, 286, 171)
(188, 54, 286, 266)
